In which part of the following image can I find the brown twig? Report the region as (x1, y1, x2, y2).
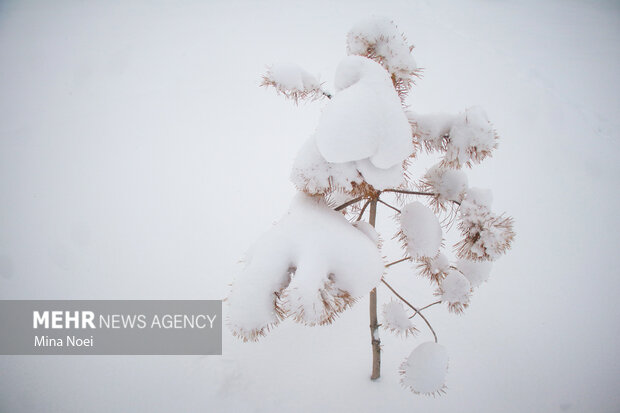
(385, 257, 411, 268)
(382, 188, 461, 206)
(356, 199, 371, 222)
(409, 300, 442, 319)
(335, 196, 366, 211)
(377, 198, 401, 213)
(381, 279, 438, 343)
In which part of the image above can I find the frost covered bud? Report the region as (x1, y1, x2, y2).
(398, 202, 443, 260)
(436, 269, 471, 314)
(443, 107, 498, 168)
(347, 17, 419, 100)
(382, 301, 418, 337)
(421, 163, 468, 211)
(261, 63, 325, 104)
(418, 252, 450, 284)
(456, 196, 515, 261)
(400, 342, 449, 396)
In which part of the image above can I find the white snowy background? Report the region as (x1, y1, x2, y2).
(1, 0, 619, 412)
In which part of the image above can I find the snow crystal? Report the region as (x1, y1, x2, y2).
(400, 342, 448, 395)
(315, 56, 413, 169)
(423, 163, 468, 203)
(399, 202, 442, 260)
(438, 269, 471, 313)
(382, 300, 417, 337)
(456, 259, 492, 288)
(228, 194, 384, 340)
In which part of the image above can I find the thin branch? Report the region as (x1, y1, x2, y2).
(409, 301, 441, 319)
(377, 198, 401, 213)
(381, 188, 461, 206)
(385, 257, 411, 268)
(382, 189, 435, 196)
(334, 196, 366, 211)
(381, 279, 438, 343)
(356, 199, 371, 222)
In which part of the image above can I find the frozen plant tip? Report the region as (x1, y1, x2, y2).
(382, 300, 419, 337)
(261, 63, 329, 103)
(230, 16, 514, 396)
(436, 269, 471, 314)
(400, 342, 449, 396)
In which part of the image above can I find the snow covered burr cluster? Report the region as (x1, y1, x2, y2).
(227, 194, 384, 341)
(230, 16, 514, 397)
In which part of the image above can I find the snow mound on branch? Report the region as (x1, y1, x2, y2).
(419, 252, 450, 283)
(445, 107, 497, 168)
(261, 63, 323, 102)
(228, 194, 384, 340)
(399, 202, 442, 260)
(438, 269, 471, 313)
(315, 56, 413, 169)
(423, 164, 468, 203)
(456, 196, 514, 261)
(408, 111, 454, 151)
(268, 64, 319, 91)
(291, 136, 361, 194)
(291, 136, 406, 194)
(408, 108, 498, 168)
(456, 259, 492, 288)
(400, 342, 448, 395)
(353, 221, 380, 246)
(346, 17, 418, 97)
(382, 300, 418, 337)
(354, 158, 405, 189)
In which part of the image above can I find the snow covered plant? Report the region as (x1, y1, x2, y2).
(228, 17, 514, 396)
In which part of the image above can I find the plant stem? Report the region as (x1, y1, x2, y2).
(377, 198, 401, 213)
(334, 196, 365, 211)
(381, 279, 438, 343)
(385, 257, 411, 268)
(356, 199, 371, 222)
(381, 188, 461, 206)
(408, 300, 442, 319)
(382, 188, 435, 196)
(368, 198, 381, 380)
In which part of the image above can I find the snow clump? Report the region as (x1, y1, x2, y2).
(437, 269, 471, 314)
(399, 202, 442, 260)
(382, 300, 418, 337)
(261, 63, 323, 103)
(400, 342, 449, 395)
(228, 194, 384, 341)
(346, 17, 418, 98)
